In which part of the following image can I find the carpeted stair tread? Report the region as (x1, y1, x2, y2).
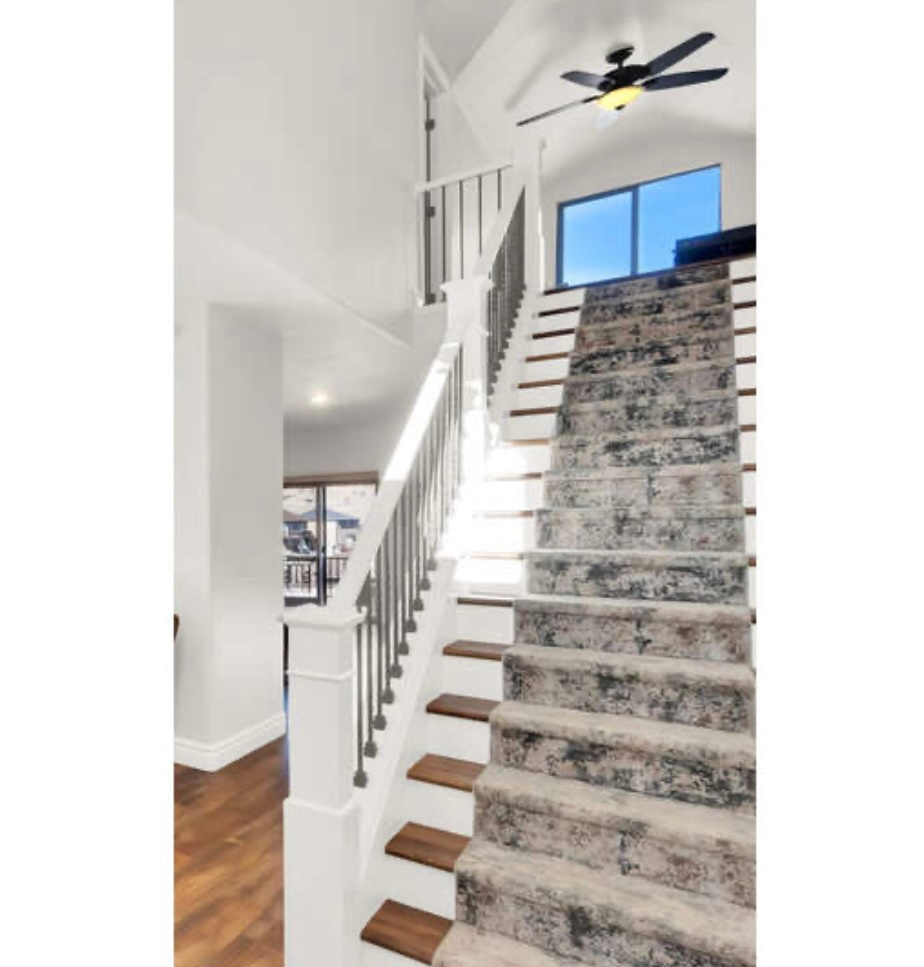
(475, 763, 755, 854)
(491, 701, 755, 761)
(455, 839, 755, 966)
(514, 593, 752, 663)
(434, 922, 584, 967)
(554, 423, 739, 447)
(503, 645, 753, 730)
(526, 548, 749, 606)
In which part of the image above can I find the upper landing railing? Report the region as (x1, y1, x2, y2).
(416, 160, 515, 306)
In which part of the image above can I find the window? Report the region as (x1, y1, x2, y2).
(557, 165, 721, 287)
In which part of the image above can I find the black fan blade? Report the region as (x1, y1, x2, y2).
(517, 95, 598, 127)
(644, 32, 715, 77)
(561, 70, 609, 90)
(643, 68, 728, 91)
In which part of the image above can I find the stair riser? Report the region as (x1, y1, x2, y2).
(514, 606, 751, 663)
(563, 364, 736, 407)
(536, 510, 745, 552)
(455, 602, 515, 645)
(442, 655, 504, 702)
(456, 871, 749, 967)
(552, 429, 739, 471)
(491, 723, 756, 811)
(544, 469, 742, 510)
(581, 282, 731, 328)
(503, 656, 753, 732)
(570, 331, 733, 371)
(474, 800, 755, 907)
(559, 396, 738, 436)
(583, 263, 728, 304)
(527, 555, 748, 604)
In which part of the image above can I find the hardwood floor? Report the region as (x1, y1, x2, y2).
(175, 738, 287, 967)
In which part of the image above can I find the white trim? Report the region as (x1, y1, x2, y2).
(414, 160, 513, 195)
(174, 712, 287, 772)
(286, 667, 353, 684)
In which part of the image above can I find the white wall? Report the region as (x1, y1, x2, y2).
(542, 131, 756, 286)
(174, 304, 285, 768)
(176, 0, 489, 335)
(284, 401, 413, 479)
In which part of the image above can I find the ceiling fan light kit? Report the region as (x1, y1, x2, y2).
(517, 31, 728, 127)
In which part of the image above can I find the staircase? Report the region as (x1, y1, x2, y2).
(360, 256, 756, 965)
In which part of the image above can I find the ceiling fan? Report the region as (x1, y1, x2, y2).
(517, 32, 728, 127)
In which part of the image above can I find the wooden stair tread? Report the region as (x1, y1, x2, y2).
(537, 305, 581, 317)
(474, 509, 535, 518)
(456, 595, 515, 607)
(500, 437, 550, 447)
(510, 406, 557, 417)
(407, 754, 485, 792)
(361, 899, 452, 964)
(484, 471, 542, 482)
(518, 378, 565, 390)
(526, 351, 569, 363)
(427, 693, 499, 722)
(385, 822, 470, 873)
(443, 640, 509, 662)
(532, 326, 576, 338)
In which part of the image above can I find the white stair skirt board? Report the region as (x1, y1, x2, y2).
(734, 280, 756, 302)
(525, 332, 574, 356)
(520, 355, 570, 383)
(537, 288, 587, 312)
(485, 442, 552, 476)
(174, 712, 286, 772)
(513, 383, 565, 410)
(441, 654, 504, 702)
(731, 257, 757, 278)
(454, 555, 524, 596)
(427, 712, 491, 763)
(376, 852, 456, 920)
(470, 515, 536, 553)
(479, 477, 545, 512)
(504, 412, 557, 441)
(455, 602, 514, 644)
(534, 309, 580, 336)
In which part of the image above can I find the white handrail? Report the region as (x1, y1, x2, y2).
(414, 160, 512, 195)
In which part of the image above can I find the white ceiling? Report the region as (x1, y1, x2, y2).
(176, 209, 437, 430)
(420, 0, 519, 79)
(453, 0, 755, 181)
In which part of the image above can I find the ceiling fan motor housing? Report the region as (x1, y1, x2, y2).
(604, 42, 635, 66)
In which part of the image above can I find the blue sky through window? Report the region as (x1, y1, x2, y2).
(560, 190, 632, 286)
(558, 166, 721, 286)
(638, 166, 721, 273)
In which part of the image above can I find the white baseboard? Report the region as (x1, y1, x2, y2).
(174, 712, 287, 772)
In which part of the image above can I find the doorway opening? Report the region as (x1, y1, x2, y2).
(282, 472, 378, 607)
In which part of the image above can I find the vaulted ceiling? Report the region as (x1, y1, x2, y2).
(451, 0, 755, 181)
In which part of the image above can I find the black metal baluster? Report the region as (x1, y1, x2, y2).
(354, 607, 367, 787)
(375, 545, 391, 715)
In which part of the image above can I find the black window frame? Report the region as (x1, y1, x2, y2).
(555, 163, 722, 288)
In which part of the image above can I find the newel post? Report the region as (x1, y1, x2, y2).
(515, 130, 546, 293)
(283, 608, 364, 967)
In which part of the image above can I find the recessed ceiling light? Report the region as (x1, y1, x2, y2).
(310, 391, 329, 406)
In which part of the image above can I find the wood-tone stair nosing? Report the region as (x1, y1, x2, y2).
(407, 753, 485, 793)
(443, 639, 510, 661)
(456, 594, 515, 607)
(361, 899, 452, 964)
(384, 821, 470, 874)
(426, 693, 499, 722)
